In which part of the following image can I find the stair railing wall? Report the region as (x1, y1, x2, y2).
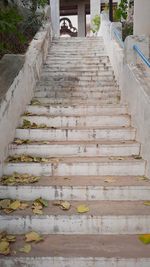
(0, 11, 52, 177)
(99, 11, 150, 178)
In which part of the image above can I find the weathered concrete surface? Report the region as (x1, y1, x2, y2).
(99, 12, 150, 177)
(0, 22, 52, 176)
(0, 55, 25, 102)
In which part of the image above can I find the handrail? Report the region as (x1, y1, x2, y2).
(113, 28, 124, 49)
(133, 44, 150, 68)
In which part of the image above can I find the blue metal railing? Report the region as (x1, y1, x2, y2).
(109, 18, 150, 68)
(113, 28, 124, 49)
(133, 44, 150, 68)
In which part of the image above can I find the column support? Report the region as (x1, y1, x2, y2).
(50, 0, 60, 37)
(78, 2, 86, 37)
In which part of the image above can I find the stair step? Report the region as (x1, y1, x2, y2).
(43, 66, 113, 71)
(0, 235, 150, 267)
(0, 201, 150, 234)
(15, 127, 136, 141)
(35, 87, 120, 93)
(34, 91, 119, 98)
(3, 157, 145, 176)
(40, 75, 115, 82)
(29, 99, 119, 105)
(25, 104, 127, 116)
(9, 141, 140, 157)
(20, 114, 130, 128)
(0, 175, 149, 201)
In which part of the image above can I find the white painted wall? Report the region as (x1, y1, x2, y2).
(99, 12, 150, 177)
(0, 22, 52, 177)
(134, 0, 150, 35)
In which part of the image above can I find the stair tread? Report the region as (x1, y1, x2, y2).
(0, 175, 149, 187)
(5, 156, 144, 163)
(10, 140, 139, 146)
(2, 234, 150, 258)
(1, 200, 150, 216)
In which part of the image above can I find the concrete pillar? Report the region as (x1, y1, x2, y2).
(78, 2, 86, 37)
(50, 0, 60, 37)
(90, 0, 101, 25)
(134, 0, 150, 35)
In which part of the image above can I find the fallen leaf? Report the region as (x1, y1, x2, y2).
(0, 199, 11, 209)
(64, 177, 71, 180)
(19, 244, 31, 253)
(32, 208, 43, 215)
(22, 119, 47, 129)
(25, 232, 43, 243)
(53, 200, 71, 210)
(3, 209, 13, 214)
(6, 235, 16, 242)
(19, 203, 29, 210)
(0, 232, 7, 241)
(23, 112, 33, 116)
(0, 241, 10, 255)
(9, 200, 21, 210)
(1, 173, 40, 185)
(138, 176, 149, 182)
(104, 177, 116, 183)
(77, 204, 90, 213)
(35, 198, 48, 207)
(13, 139, 32, 145)
(31, 99, 41, 105)
(133, 155, 142, 160)
(139, 234, 150, 244)
(60, 201, 71, 210)
(144, 201, 150, 206)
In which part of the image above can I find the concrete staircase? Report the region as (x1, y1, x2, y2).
(0, 37, 150, 266)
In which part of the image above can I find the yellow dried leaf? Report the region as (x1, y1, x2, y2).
(35, 198, 48, 207)
(31, 99, 41, 105)
(9, 200, 21, 210)
(19, 244, 31, 253)
(0, 241, 10, 255)
(0, 199, 11, 209)
(6, 235, 16, 242)
(3, 209, 13, 214)
(32, 207, 43, 215)
(0, 232, 7, 241)
(25, 232, 43, 243)
(144, 201, 150, 206)
(60, 201, 71, 210)
(19, 203, 29, 210)
(138, 176, 149, 182)
(53, 200, 71, 210)
(133, 155, 142, 160)
(104, 177, 116, 183)
(139, 234, 150, 244)
(77, 204, 90, 213)
(41, 158, 50, 163)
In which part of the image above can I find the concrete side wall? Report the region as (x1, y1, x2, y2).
(0, 22, 52, 176)
(134, 0, 150, 35)
(99, 13, 150, 177)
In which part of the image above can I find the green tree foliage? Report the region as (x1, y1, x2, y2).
(114, 0, 128, 21)
(0, 0, 47, 58)
(91, 15, 101, 35)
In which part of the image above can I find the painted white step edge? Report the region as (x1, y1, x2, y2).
(0, 215, 150, 234)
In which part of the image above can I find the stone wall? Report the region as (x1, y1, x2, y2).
(99, 12, 150, 177)
(0, 19, 52, 176)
